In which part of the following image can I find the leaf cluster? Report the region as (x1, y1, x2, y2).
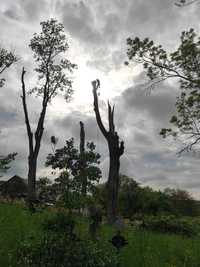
(46, 138, 101, 194)
(0, 47, 17, 87)
(0, 153, 17, 173)
(29, 19, 77, 102)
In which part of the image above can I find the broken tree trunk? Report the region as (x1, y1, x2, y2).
(92, 79, 124, 224)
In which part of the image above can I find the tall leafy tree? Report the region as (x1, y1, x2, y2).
(126, 29, 200, 153)
(0, 47, 17, 172)
(21, 19, 76, 204)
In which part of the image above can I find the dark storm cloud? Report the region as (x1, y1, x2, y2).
(60, 0, 199, 75)
(117, 82, 177, 131)
(0, 106, 17, 127)
(134, 132, 153, 146)
(63, 1, 101, 45)
(21, 0, 47, 20)
(140, 173, 170, 184)
(125, 0, 181, 38)
(53, 110, 107, 157)
(2, 0, 48, 22)
(4, 9, 20, 21)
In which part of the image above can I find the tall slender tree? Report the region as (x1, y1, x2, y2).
(21, 19, 76, 205)
(92, 79, 124, 223)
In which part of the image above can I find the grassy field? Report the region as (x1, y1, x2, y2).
(1, 203, 200, 267)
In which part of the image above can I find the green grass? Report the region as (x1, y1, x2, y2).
(1, 203, 200, 267)
(0, 203, 53, 266)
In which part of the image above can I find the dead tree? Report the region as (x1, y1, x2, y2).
(92, 79, 124, 223)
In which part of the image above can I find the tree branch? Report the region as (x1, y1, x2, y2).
(92, 80, 108, 138)
(21, 67, 34, 155)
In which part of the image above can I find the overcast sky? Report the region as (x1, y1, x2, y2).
(1, 0, 200, 198)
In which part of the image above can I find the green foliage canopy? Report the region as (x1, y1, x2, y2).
(126, 29, 200, 153)
(29, 19, 76, 101)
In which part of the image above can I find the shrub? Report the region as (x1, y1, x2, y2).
(140, 215, 199, 237)
(14, 234, 118, 267)
(14, 212, 118, 267)
(42, 212, 75, 237)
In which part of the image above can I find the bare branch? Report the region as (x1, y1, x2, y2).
(177, 136, 200, 155)
(108, 101, 115, 133)
(92, 79, 108, 138)
(21, 67, 33, 155)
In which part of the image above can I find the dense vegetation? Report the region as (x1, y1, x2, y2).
(1, 204, 200, 267)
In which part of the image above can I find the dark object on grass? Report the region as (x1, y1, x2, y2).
(111, 231, 128, 253)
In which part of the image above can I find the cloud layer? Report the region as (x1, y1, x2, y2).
(1, 0, 200, 198)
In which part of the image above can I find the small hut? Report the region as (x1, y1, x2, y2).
(0, 175, 28, 199)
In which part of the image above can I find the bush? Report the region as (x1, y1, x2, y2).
(14, 211, 118, 267)
(42, 212, 75, 237)
(14, 234, 118, 267)
(140, 215, 199, 237)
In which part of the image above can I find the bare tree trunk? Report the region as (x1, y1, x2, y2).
(92, 80, 124, 224)
(80, 121, 85, 154)
(28, 156, 37, 198)
(107, 140, 121, 223)
(79, 121, 87, 196)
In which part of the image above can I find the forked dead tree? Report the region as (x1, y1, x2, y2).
(92, 79, 124, 223)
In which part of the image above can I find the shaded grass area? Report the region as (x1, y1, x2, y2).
(1, 203, 200, 267)
(0, 203, 53, 266)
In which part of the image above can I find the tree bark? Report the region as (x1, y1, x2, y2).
(27, 155, 37, 201)
(79, 121, 87, 196)
(92, 80, 124, 224)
